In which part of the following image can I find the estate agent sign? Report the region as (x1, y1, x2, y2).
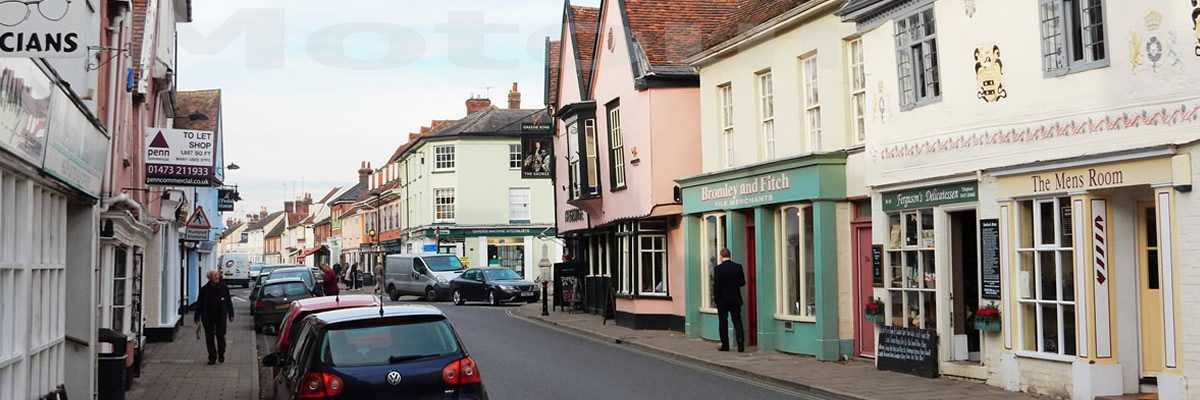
(145, 127, 215, 186)
(0, 0, 88, 58)
(882, 182, 978, 211)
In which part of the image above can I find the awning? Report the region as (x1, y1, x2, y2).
(299, 245, 328, 258)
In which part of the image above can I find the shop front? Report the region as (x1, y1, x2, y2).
(680, 153, 850, 360)
(413, 226, 557, 281)
(988, 150, 1193, 399)
(872, 180, 990, 378)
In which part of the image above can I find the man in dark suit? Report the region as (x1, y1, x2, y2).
(194, 270, 234, 364)
(713, 248, 746, 352)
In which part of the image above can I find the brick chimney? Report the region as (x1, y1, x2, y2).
(466, 96, 492, 115)
(284, 201, 295, 214)
(259, 207, 268, 219)
(358, 161, 373, 186)
(507, 82, 521, 110)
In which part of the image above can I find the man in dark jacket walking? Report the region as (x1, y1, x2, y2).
(194, 270, 234, 364)
(713, 248, 746, 352)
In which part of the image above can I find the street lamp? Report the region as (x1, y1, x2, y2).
(226, 163, 240, 170)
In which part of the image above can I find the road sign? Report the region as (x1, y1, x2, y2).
(183, 206, 211, 242)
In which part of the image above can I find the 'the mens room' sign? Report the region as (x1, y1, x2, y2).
(0, 0, 87, 58)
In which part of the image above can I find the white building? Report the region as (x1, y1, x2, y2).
(839, 0, 1200, 398)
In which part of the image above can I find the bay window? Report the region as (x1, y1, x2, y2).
(777, 205, 815, 319)
(584, 119, 600, 195)
(567, 121, 581, 199)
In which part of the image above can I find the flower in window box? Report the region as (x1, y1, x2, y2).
(972, 303, 1002, 333)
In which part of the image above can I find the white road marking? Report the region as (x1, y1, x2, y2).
(232, 297, 248, 303)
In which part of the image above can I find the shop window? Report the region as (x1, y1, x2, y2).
(1016, 197, 1076, 356)
(894, 5, 941, 109)
(701, 213, 727, 310)
(639, 235, 667, 295)
(777, 205, 816, 319)
(617, 224, 634, 295)
(434, 145, 455, 171)
(1039, 0, 1108, 76)
(589, 235, 610, 277)
(487, 238, 524, 276)
(885, 209, 936, 330)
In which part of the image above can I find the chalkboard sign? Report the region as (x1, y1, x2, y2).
(871, 245, 884, 287)
(980, 219, 1001, 300)
(877, 326, 939, 378)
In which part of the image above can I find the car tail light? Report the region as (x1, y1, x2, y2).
(442, 356, 481, 386)
(255, 300, 266, 309)
(298, 372, 344, 398)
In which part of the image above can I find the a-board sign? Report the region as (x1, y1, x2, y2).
(871, 245, 884, 287)
(980, 219, 1002, 300)
(876, 326, 939, 378)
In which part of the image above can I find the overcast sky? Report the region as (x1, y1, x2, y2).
(177, 0, 591, 217)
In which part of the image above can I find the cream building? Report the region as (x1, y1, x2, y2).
(839, 0, 1200, 398)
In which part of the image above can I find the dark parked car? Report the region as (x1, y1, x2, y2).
(268, 266, 320, 293)
(250, 264, 301, 302)
(449, 267, 539, 306)
(261, 305, 487, 400)
(253, 278, 317, 334)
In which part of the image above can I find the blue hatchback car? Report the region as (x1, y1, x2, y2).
(261, 305, 487, 399)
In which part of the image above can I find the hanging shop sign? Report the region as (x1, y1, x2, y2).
(0, 0, 87, 58)
(876, 326, 939, 378)
(882, 182, 978, 211)
(43, 87, 108, 197)
(0, 59, 51, 165)
(521, 135, 553, 179)
(218, 187, 240, 212)
(183, 206, 212, 242)
(980, 219, 1002, 300)
(144, 127, 215, 186)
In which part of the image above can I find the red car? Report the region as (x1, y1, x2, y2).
(274, 294, 382, 354)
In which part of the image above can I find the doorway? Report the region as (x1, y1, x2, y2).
(1137, 201, 1164, 381)
(949, 210, 981, 363)
(744, 224, 758, 347)
(853, 223, 876, 357)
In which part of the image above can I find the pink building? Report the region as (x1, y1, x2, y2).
(547, 0, 725, 330)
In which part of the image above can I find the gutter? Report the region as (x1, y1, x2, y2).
(685, 0, 837, 67)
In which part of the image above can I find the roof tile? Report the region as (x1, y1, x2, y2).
(622, 0, 745, 69)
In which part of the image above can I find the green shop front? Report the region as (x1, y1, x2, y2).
(409, 226, 557, 281)
(678, 153, 850, 360)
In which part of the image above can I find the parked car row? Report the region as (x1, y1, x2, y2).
(381, 254, 541, 306)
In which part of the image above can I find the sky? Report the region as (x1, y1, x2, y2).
(177, 0, 595, 217)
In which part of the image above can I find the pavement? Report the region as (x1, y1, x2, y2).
(127, 287, 258, 400)
(508, 302, 1040, 400)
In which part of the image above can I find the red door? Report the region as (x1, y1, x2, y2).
(853, 224, 876, 357)
(745, 225, 758, 347)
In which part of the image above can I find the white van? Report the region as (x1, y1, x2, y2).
(219, 253, 252, 288)
(384, 254, 466, 301)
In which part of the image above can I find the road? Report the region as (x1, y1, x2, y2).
(251, 291, 816, 399)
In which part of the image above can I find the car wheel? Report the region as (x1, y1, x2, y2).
(388, 285, 400, 302)
(452, 290, 465, 306)
(425, 287, 438, 302)
(489, 290, 501, 306)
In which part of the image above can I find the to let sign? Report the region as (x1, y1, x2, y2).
(882, 182, 978, 211)
(145, 127, 215, 186)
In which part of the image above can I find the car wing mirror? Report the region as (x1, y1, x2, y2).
(261, 352, 290, 367)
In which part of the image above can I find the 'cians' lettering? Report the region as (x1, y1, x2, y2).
(1031, 168, 1124, 193)
(0, 32, 80, 54)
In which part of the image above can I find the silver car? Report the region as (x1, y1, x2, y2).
(384, 254, 466, 301)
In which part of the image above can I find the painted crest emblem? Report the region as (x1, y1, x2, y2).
(386, 371, 402, 385)
(974, 45, 1006, 103)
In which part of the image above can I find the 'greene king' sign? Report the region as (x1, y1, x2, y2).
(145, 127, 216, 186)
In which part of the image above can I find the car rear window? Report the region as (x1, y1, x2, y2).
(271, 270, 312, 285)
(321, 319, 460, 367)
(262, 282, 308, 298)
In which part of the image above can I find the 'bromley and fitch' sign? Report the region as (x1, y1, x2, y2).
(882, 182, 978, 211)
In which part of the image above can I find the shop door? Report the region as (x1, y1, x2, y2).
(949, 210, 980, 363)
(745, 225, 757, 347)
(853, 224, 876, 357)
(1138, 202, 1164, 379)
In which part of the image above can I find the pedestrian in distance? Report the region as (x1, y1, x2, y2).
(713, 248, 746, 352)
(320, 263, 340, 297)
(333, 263, 343, 287)
(350, 263, 360, 289)
(194, 270, 234, 364)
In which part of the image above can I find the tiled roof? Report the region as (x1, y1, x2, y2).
(247, 211, 285, 231)
(219, 222, 244, 239)
(425, 108, 552, 138)
(568, 5, 600, 93)
(265, 220, 286, 238)
(333, 182, 367, 204)
(174, 89, 221, 131)
(702, 0, 812, 50)
(545, 40, 562, 107)
(621, 0, 744, 70)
